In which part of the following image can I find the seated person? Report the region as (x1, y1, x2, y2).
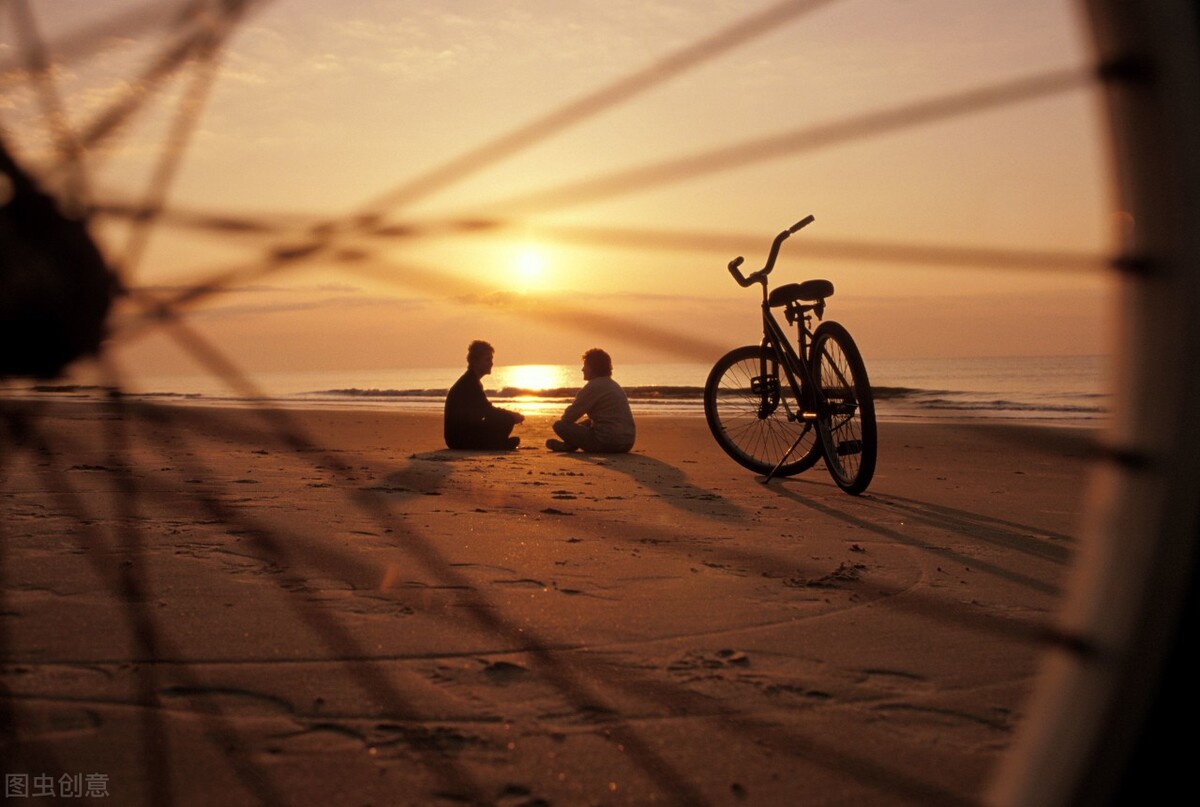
(444, 340, 524, 450)
(546, 348, 635, 454)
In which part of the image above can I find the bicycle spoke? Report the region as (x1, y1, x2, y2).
(466, 68, 1093, 218)
(356, 0, 840, 216)
(7, 0, 90, 209)
(706, 346, 821, 476)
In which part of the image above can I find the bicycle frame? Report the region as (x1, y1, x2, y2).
(725, 215, 827, 478)
(755, 287, 820, 424)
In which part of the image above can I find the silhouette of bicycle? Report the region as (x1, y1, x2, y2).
(2, 2, 1197, 805)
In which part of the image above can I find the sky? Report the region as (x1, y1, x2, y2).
(0, 0, 1115, 382)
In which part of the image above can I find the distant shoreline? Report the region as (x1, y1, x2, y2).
(0, 392, 1106, 432)
(4, 354, 1107, 426)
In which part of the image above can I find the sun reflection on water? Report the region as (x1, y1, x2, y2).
(494, 364, 576, 394)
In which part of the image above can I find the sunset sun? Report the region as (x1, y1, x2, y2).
(513, 246, 547, 290)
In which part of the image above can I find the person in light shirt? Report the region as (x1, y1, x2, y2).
(546, 348, 635, 454)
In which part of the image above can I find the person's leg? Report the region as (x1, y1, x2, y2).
(481, 417, 518, 449)
(551, 420, 602, 452)
(552, 420, 623, 453)
(453, 419, 517, 450)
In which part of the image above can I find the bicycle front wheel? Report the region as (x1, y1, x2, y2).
(811, 321, 877, 494)
(704, 344, 821, 477)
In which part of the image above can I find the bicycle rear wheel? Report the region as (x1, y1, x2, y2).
(810, 321, 877, 495)
(704, 344, 821, 477)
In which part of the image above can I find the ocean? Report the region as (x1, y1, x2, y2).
(15, 354, 1110, 426)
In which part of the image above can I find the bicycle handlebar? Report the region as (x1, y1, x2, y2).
(789, 214, 815, 233)
(726, 215, 815, 287)
(727, 256, 755, 287)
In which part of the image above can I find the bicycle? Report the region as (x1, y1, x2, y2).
(703, 215, 877, 494)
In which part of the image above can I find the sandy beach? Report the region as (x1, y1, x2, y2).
(0, 401, 1091, 806)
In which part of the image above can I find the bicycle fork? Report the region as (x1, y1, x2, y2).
(758, 361, 819, 483)
(762, 423, 814, 483)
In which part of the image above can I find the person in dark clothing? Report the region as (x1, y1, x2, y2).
(444, 340, 525, 450)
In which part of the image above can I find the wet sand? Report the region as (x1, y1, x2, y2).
(0, 401, 1092, 806)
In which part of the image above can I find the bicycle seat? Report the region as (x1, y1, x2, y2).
(768, 279, 834, 308)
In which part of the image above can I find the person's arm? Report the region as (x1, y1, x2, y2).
(472, 383, 523, 425)
(484, 403, 523, 425)
(560, 381, 597, 424)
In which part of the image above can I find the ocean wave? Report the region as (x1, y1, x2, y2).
(316, 388, 447, 398)
(21, 384, 204, 401)
(312, 384, 951, 401)
(7, 382, 1108, 418)
(313, 385, 707, 400)
(869, 386, 943, 400)
(912, 397, 1106, 414)
(28, 384, 119, 394)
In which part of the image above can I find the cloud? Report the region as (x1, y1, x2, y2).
(124, 283, 421, 320)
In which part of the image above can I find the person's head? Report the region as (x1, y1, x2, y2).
(467, 340, 495, 377)
(581, 348, 612, 381)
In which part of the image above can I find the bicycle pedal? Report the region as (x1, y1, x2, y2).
(836, 440, 863, 456)
(750, 375, 779, 395)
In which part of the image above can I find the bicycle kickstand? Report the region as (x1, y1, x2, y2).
(761, 430, 810, 484)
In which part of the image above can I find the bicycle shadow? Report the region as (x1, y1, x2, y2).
(865, 490, 1074, 564)
(764, 478, 1066, 596)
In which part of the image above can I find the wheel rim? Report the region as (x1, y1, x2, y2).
(989, 1, 1200, 803)
(706, 346, 818, 475)
(811, 329, 871, 489)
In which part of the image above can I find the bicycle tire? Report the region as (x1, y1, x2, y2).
(703, 344, 821, 477)
(989, 2, 1200, 804)
(809, 321, 877, 495)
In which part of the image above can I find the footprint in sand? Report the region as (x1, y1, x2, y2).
(783, 561, 867, 589)
(668, 648, 751, 674)
(480, 660, 529, 684)
(493, 578, 547, 589)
